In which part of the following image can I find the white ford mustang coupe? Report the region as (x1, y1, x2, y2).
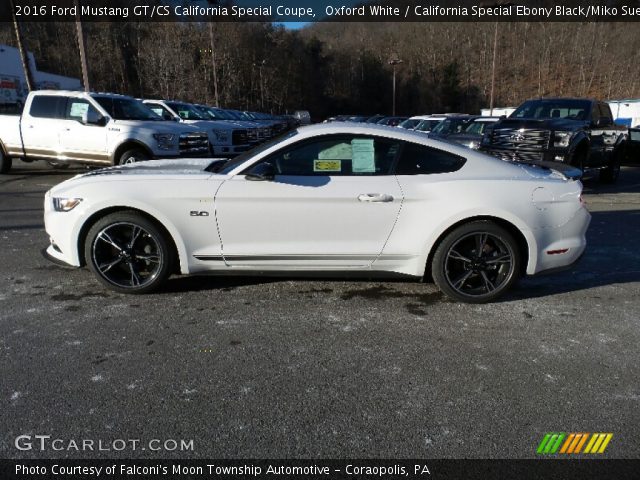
(44, 123, 590, 302)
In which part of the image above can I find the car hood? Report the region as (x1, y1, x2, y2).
(78, 158, 224, 178)
(495, 118, 588, 131)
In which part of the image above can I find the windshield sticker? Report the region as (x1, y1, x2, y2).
(314, 160, 342, 172)
(351, 138, 375, 173)
(69, 102, 89, 118)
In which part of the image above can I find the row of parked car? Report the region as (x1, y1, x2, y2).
(324, 97, 640, 184)
(0, 90, 303, 173)
(325, 113, 500, 150)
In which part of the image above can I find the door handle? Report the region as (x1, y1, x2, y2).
(358, 193, 394, 203)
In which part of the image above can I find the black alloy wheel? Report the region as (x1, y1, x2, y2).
(432, 221, 521, 303)
(85, 212, 174, 293)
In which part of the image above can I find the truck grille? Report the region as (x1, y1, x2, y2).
(488, 149, 544, 163)
(246, 128, 259, 143)
(258, 127, 271, 140)
(490, 128, 550, 149)
(179, 132, 209, 155)
(232, 129, 248, 146)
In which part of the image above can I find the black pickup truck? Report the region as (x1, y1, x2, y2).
(480, 98, 627, 183)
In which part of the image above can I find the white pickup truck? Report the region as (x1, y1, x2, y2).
(0, 90, 210, 173)
(142, 99, 252, 156)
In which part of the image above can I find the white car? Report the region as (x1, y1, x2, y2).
(44, 123, 590, 303)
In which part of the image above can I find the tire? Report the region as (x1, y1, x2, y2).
(431, 221, 521, 303)
(0, 150, 12, 174)
(118, 149, 149, 165)
(84, 211, 174, 294)
(570, 148, 587, 180)
(599, 148, 622, 184)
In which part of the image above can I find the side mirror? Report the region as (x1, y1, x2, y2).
(82, 109, 106, 126)
(245, 162, 275, 181)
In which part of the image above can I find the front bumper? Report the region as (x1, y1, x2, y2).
(211, 144, 252, 156)
(43, 191, 82, 268)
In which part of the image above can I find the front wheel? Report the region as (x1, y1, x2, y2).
(84, 211, 174, 294)
(118, 149, 149, 165)
(0, 150, 12, 174)
(431, 221, 521, 303)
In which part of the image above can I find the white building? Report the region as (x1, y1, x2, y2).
(480, 107, 516, 117)
(0, 44, 81, 105)
(607, 100, 640, 128)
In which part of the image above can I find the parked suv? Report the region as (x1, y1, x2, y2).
(480, 98, 627, 183)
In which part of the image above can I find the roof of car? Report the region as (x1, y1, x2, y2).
(472, 116, 501, 122)
(295, 121, 461, 143)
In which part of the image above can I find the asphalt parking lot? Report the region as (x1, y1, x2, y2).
(1, 160, 639, 459)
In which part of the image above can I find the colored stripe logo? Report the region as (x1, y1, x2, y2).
(537, 433, 613, 454)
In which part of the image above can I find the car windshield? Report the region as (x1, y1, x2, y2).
(166, 102, 208, 120)
(211, 130, 300, 174)
(464, 120, 492, 135)
(208, 108, 235, 120)
(415, 119, 441, 132)
(92, 96, 160, 121)
(510, 100, 591, 120)
(431, 119, 470, 135)
(399, 119, 420, 129)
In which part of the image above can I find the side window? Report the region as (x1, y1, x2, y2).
(65, 98, 99, 121)
(395, 142, 466, 175)
(252, 135, 400, 176)
(29, 95, 67, 119)
(147, 103, 173, 120)
(598, 103, 613, 124)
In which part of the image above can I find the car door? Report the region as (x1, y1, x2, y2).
(214, 134, 403, 268)
(58, 97, 109, 163)
(588, 103, 614, 167)
(20, 94, 67, 159)
(627, 127, 640, 164)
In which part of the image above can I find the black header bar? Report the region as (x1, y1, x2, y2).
(3, 0, 640, 23)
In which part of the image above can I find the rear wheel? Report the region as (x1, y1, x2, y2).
(0, 150, 11, 174)
(84, 211, 174, 294)
(431, 221, 521, 303)
(118, 149, 149, 165)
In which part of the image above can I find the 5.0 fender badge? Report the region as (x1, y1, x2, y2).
(190, 211, 209, 217)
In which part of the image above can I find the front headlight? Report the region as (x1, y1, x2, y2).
(553, 131, 573, 148)
(213, 129, 229, 143)
(52, 197, 82, 212)
(153, 133, 176, 150)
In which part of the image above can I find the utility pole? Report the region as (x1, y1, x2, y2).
(75, 0, 90, 91)
(208, 22, 220, 106)
(388, 55, 403, 116)
(253, 60, 266, 110)
(489, 21, 498, 116)
(9, 0, 35, 92)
